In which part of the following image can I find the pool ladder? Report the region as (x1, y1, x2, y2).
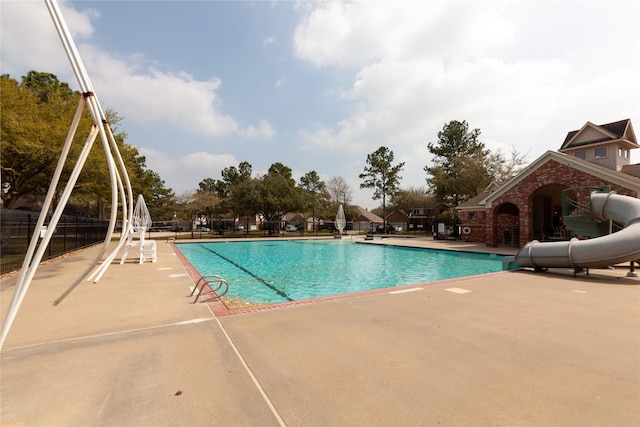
(189, 275, 229, 303)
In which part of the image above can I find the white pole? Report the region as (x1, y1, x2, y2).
(0, 0, 135, 348)
(0, 123, 100, 348)
(86, 122, 135, 284)
(0, 95, 86, 348)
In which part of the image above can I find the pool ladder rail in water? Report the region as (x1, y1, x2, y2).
(189, 275, 229, 303)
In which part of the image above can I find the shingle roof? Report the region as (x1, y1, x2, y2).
(457, 181, 503, 210)
(560, 119, 635, 150)
(621, 163, 640, 178)
(600, 119, 630, 138)
(457, 192, 491, 209)
(353, 206, 383, 222)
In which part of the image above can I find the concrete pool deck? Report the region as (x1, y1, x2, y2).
(1, 237, 639, 426)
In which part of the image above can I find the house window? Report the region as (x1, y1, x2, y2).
(619, 148, 629, 159)
(575, 151, 586, 159)
(594, 147, 607, 158)
(469, 212, 476, 220)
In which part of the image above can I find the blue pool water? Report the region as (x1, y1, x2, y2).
(176, 239, 504, 304)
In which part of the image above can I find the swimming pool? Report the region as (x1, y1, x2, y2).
(176, 239, 504, 304)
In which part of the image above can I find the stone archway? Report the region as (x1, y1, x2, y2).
(531, 184, 568, 241)
(494, 202, 520, 247)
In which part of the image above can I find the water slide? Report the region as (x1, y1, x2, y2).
(502, 192, 640, 271)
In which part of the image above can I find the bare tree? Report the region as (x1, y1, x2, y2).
(485, 145, 529, 183)
(327, 176, 353, 205)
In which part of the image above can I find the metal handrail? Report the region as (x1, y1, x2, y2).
(190, 275, 229, 303)
(562, 186, 610, 219)
(564, 197, 591, 218)
(188, 275, 223, 296)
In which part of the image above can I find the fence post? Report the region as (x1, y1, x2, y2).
(63, 215, 67, 252)
(27, 214, 32, 247)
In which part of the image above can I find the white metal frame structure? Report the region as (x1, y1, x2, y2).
(0, 0, 135, 349)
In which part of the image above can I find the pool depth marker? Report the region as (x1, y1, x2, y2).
(200, 245, 293, 302)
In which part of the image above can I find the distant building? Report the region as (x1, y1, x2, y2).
(406, 199, 449, 233)
(385, 210, 409, 231)
(351, 206, 384, 233)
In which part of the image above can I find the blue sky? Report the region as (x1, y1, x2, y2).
(2, 1, 639, 210)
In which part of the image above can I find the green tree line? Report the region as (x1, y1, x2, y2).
(2, 71, 526, 228)
(1, 71, 174, 220)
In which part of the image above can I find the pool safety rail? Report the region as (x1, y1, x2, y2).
(189, 275, 229, 303)
(561, 186, 612, 237)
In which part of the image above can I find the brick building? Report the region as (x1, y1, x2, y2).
(351, 206, 384, 233)
(457, 119, 640, 247)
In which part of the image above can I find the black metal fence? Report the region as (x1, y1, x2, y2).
(0, 209, 109, 274)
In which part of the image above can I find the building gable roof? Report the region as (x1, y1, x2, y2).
(457, 181, 503, 210)
(478, 150, 640, 208)
(457, 191, 491, 210)
(282, 212, 305, 222)
(386, 210, 409, 221)
(559, 119, 638, 151)
(352, 205, 383, 222)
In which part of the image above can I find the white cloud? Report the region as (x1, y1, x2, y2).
(83, 46, 240, 136)
(81, 45, 281, 139)
(288, 1, 640, 210)
(0, 1, 96, 77)
(1, 1, 274, 141)
(293, 1, 640, 176)
(240, 120, 276, 139)
(139, 148, 238, 194)
(293, 2, 514, 68)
